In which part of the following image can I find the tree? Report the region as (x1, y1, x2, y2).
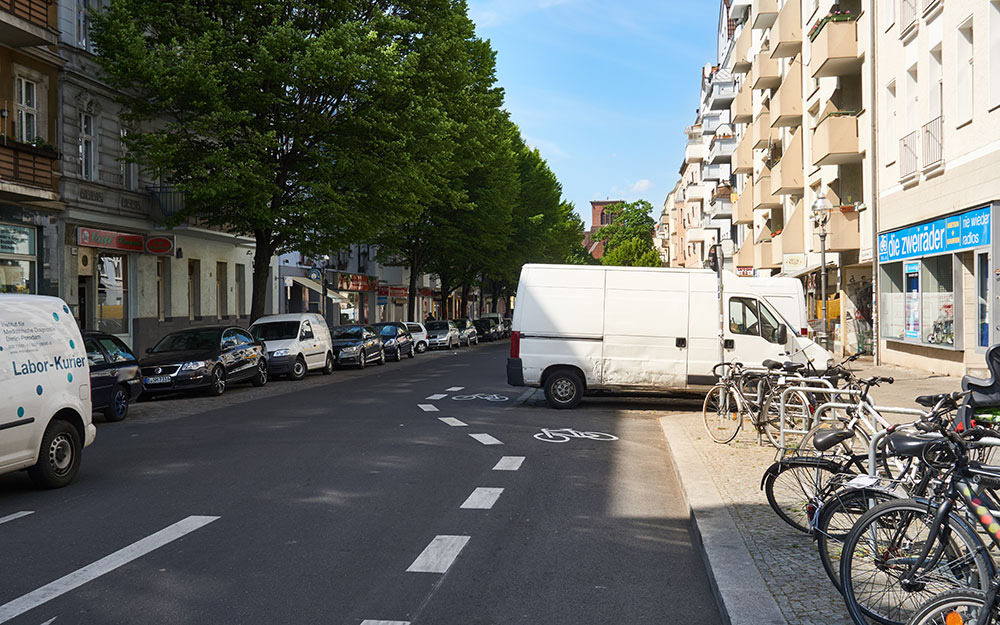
(92, 0, 461, 320)
(594, 200, 661, 267)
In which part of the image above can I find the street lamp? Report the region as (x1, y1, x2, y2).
(811, 194, 832, 351)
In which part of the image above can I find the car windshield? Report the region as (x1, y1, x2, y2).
(250, 321, 299, 341)
(332, 326, 364, 339)
(151, 329, 220, 353)
(426, 322, 448, 331)
(379, 326, 397, 337)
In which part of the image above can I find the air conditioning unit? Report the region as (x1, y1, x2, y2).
(77, 247, 95, 276)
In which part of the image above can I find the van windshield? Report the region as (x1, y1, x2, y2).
(251, 322, 299, 341)
(151, 329, 221, 352)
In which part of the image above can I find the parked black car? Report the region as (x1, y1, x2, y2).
(451, 318, 479, 346)
(374, 323, 415, 361)
(331, 325, 385, 368)
(473, 319, 499, 342)
(82, 331, 143, 421)
(138, 326, 267, 397)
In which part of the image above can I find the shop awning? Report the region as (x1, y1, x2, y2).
(288, 276, 351, 305)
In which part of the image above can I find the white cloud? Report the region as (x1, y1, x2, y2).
(630, 179, 653, 193)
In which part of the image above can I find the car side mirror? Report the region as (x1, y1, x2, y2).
(145, 347, 154, 354)
(775, 326, 788, 345)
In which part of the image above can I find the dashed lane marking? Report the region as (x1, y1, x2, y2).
(469, 433, 503, 446)
(417, 404, 439, 412)
(0, 515, 219, 623)
(425, 394, 447, 400)
(0, 511, 33, 526)
(360, 621, 410, 625)
(460, 487, 504, 510)
(406, 535, 470, 574)
(493, 456, 525, 471)
(438, 417, 467, 427)
(445, 387, 464, 392)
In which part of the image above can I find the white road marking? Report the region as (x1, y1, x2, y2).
(469, 433, 503, 446)
(417, 404, 439, 412)
(0, 516, 219, 623)
(0, 511, 33, 526)
(425, 393, 447, 400)
(360, 621, 410, 625)
(460, 487, 504, 510)
(407, 535, 470, 573)
(438, 417, 467, 427)
(493, 456, 525, 471)
(445, 386, 464, 392)
(39, 618, 56, 625)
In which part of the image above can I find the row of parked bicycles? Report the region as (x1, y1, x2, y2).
(701, 345, 1000, 625)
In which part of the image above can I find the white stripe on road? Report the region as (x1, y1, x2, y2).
(425, 394, 447, 400)
(445, 387, 464, 392)
(460, 487, 504, 510)
(493, 456, 525, 471)
(0, 511, 33, 526)
(0, 515, 219, 623)
(438, 417, 467, 427)
(406, 535, 470, 574)
(469, 433, 503, 446)
(360, 621, 410, 625)
(417, 404, 439, 412)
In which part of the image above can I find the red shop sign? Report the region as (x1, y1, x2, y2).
(338, 273, 377, 292)
(377, 285, 390, 297)
(144, 235, 175, 256)
(389, 286, 408, 298)
(77, 227, 144, 252)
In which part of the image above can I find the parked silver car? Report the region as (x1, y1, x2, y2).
(405, 322, 429, 353)
(425, 320, 461, 350)
(451, 318, 479, 346)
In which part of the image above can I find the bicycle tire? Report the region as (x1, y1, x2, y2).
(760, 388, 812, 449)
(814, 488, 900, 592)
(903, 589, 993, 625)
(762, 459, 842, 533)
(702, 384, 742, 444)
(839, 498, 994, 625)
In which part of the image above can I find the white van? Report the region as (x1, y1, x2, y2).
(506, 264, 832, 408)
(0, 295, 97, 487)
(249, 313, 334, 379)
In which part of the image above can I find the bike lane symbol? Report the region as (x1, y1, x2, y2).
(533, 428, 618, 443)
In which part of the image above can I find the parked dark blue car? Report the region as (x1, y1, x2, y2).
(82, 331, 144, 422)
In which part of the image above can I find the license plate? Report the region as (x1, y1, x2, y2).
(144, 376, 171, 385)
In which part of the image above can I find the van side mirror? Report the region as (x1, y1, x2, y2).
(775, 326, 788, 345)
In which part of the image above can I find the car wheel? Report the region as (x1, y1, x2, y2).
(447, 339, 454, 350)
(322, 352, 334, 375)
(543, 368, 584, 409)
(358, 352, 366, 369)
(417, 342, 427, 353)
(28, 420, 82, 489)
(394, 348, 402, 362)
(207, 366, 226, 396)
(407, 344, 415, 358)
(103, 385, 129, 422)
(290, 356, 307, 380)
(252, 359, 268, 387)
(377, 349, 386, 365)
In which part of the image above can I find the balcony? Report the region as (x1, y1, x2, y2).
(750, 51, 781, 90)
(732, 24, 753, 74)
(703, 162, 728, 182)
(707, 72, 738, 110)
(770, 230, 784, 267)
(0, 140, 59, 203)
(900, 0, 918, 39)
(708, 133, 737, 164)
(922, 115, 944, 174)
(770, 0, 801, 58)
(781, 199, 806, 254)
(734, 129, 754, 174)
(771, 128, 803, 194)
(731, 80, 753, 123)
(752, 170, 781, 210)
(770, 59, 802, 127)
(754, 227, 779, 269)
(752, 109, 779, 148)
(702, 114, 724, 135)
(825, 209, 860, 252)
(809, 19, 861, 78)
(899, 131, 919, 183)
(735, 239, 755, 268)
(709, 187, 733, 219)
(735, 188, 754, 224)
(0, 0, 56, 46)
(686, 183, 708, 203)
(752, 0, 779, 30)
(812, 112, 862, 166)
(685, 140, 707, 163)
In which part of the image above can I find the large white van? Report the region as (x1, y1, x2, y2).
(506, 264, 832, 408)
(249, 313, 335, 379)
(0, 295, 97, 487)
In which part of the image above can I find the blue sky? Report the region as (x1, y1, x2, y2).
(467, 0, 718, 229)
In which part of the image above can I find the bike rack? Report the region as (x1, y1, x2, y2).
(773, 382, 842, 448)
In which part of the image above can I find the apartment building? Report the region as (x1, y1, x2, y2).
(875, 0, 1000, 375)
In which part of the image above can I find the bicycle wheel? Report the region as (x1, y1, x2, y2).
(839, 498, 994, 625)
(760, 389, 812, 449)
(904, 589, 993, 625)
(702, 384, 742, 444)
(815, 488, 900, 592)
(762, 459, 841, 533)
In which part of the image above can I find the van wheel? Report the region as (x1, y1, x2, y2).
(322, 353, 334, 375)
(544, 369, 584, 409)
(28, 420, 82, 489)
(103, 385, 129, 422)
(290, 356, 307, 380)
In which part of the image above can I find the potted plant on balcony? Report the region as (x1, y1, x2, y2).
(808, 9, 857, 42)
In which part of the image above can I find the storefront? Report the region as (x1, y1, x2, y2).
(335, 273, 377, 325)
(377, 285, 409, 322)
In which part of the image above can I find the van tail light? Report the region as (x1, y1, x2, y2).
(801, 328, 808, 337)
(511, 331, 520, 358)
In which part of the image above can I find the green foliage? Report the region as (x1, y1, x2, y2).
(594, 200, 661, 267)
(601, 239, 661, 267)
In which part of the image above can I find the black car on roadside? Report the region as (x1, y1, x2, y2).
(473, 318, 499, 342)
(451, 318, 479, 346)
(374, 323, 415, 361)
(331, 325, 385, 368)
(83, 331, 144, 421)
(138, 326, 267, 398)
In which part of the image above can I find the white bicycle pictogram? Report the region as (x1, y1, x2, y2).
(451, 393, 509, 402)
(533, 428, 618, 443)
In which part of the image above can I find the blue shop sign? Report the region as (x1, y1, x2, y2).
(878, 206, 992, 263)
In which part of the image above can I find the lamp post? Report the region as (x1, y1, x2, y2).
(811, 194, 832, 351)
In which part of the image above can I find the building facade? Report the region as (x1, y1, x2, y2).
(582, 199, 625, 259)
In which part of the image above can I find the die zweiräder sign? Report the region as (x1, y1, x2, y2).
(878, 206, 991, 263)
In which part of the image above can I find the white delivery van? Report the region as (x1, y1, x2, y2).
(506, 264, 832, 408)
(249, 313, 335, 379)
(0, 295, 97, 487)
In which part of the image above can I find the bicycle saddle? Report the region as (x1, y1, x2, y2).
(886, 432, 946, 458)
(762, 359, 782, 370)
(782, 362, 805, 373)
(915, 393, 950, 408)
(812, 428, 855, 452)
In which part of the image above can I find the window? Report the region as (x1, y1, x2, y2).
(301, 320, 314, 339)
(234, 329, 254, 346)
(957, 19, 974, 125)
(76, 0, 94, 51)
(0, 223, 36, 294)
(80, 113, 96, 180)
(120, 128, 138, 191)
(759, 305, 782, 344)
(97, 254, 128, 335)
(921, 255, 954, 344)
(879, 263, 905, 339)
(221, 328, 238, 348)
(991, 1, 1000, 108)
(880, 256, 956, 346)
(928, 45, 943, 120)
(15, 77, 37, 144)
(83, 337, 107, 366)
(729, 297, 760, 336)
(885, 81, 897, 163)
(978, 252, 990, 347)
(216, 261, 228, 318)
(97, 337, 136, 363)
(906, 64, 919, 131)
(188, 260, 201, 319)
(881, 0, 895, 30)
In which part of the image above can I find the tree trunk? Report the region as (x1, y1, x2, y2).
(407, 264, 418, 322)
(250, 229, 275, 323)
(491, 282, 502, 313)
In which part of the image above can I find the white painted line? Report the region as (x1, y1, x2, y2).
(445, 386, 464, 392)
(425, 393, 447, 400)
(438, 417, 467, 427)
(406, 535, 470, 573)
(417, 404, 439, 412)
(460, 487, 504, 510)
(39, 618, 56, 625)
(0, 511, 33, 526)
(0, 515, 219, 623)
(469, 433, 503, 446)
(360, 621, 410, 625)
(493, 456, 525, 471)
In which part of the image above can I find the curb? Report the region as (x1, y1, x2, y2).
(660, 416, 788, 625)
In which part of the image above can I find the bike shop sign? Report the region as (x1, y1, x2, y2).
(878, 205, 991, 263)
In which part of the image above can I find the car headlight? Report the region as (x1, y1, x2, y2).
(341, 345, 360, 354)
(384, 339, 396, 345)
(181, 360, 207, 371)
(271, 349, 290, 358)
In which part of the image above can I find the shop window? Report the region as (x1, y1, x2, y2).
(881, 256, 957, 347)
(979, 253, 990, 348)
(15, 77, 37, 144)
(0, 223, 36, 293)
(921, 255, 954, 345)
(879, 263, 905, 339)
(97, 254, 128, 335)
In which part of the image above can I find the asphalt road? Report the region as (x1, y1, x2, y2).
(0, 342, 721, 625)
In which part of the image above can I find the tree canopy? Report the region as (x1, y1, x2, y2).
(594, 200, 661, 267)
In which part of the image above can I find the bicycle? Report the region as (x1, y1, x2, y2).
(533, 428, 618, 443)
(452, 393, 509, 402)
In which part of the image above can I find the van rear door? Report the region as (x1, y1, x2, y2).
(602, 270, 688, 388)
